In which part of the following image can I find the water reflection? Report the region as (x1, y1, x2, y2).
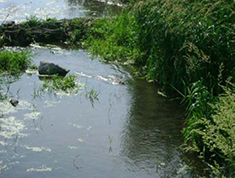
(0, 46, 202, 177)
(0, 0, 121, 24)
(121, 78, 188, 177)
(65, 0, 121, 17)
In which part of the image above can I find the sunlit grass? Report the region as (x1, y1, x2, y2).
(0, 50, 32, 75)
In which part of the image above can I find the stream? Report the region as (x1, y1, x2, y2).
(0, 0, 201, 177)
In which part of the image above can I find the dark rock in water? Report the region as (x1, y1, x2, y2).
(9, 98, 19, 107)
(38, 61, 69, 76)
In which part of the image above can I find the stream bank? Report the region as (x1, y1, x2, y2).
(0, 0, 205, 177)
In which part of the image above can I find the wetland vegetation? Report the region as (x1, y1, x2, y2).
(83, 0, 235, 176)
(0, 0, 235, 177)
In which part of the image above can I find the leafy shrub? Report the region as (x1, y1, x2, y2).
(185, 84, 235, 176)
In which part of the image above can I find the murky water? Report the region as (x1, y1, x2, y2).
(0, 0, 121, 24)
(0, 0, 202, 177)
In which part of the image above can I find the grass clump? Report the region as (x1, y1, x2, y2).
(43, 74, 77, 92)
(0, 50, 32, 75)
(85, 12, 137, 62)
(86, 88, 99, 107)
(24, 15, 42, 28)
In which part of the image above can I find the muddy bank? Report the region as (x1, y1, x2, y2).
(0, 18, 93, 47)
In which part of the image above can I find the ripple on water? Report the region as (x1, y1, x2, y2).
(23, 145, 52, 152)
(0, 101, 17, 115)
(0, 116, 27, 139)
(26, 165, 52, 172)
(24, 112, 41, 120)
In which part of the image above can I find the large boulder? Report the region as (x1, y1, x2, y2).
(38, 61, 69, 76)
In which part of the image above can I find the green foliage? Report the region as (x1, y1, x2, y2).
(43, 74, 77, 92)
(0, 50, 32, 75)
(86, 88, 99, 107)
(132, 0, 234, 93)
(24, 15, 42, 27)
(84, 0, 235, 175)
(67, 18, 90, 45)
(85, 12, 138, 62)
(32, 75, 79, 98)
(0, 36, 3, 46)
(185, 84, 235, 177)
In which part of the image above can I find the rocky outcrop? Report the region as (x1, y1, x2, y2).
(0, 18, 92, 47)
(38, 61, 69, 76)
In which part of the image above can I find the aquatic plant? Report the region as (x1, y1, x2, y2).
(32, 74, 79, 99)
(86, 88, 99, 107)
(43, 74, 77, 92)
(0, 50, 32, 75)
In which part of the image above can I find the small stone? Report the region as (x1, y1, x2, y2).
(9, 98, 19, 107)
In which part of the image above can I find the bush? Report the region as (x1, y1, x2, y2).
(185, 84, 235, 176)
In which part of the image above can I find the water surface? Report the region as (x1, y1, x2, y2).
(0, 0, 121, 24)
(0, 45, 200, 177)
(0, 0, 202, 177)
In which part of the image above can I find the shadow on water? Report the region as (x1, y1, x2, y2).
(121, 77, 205, 177)
(120, 78, 185, 177)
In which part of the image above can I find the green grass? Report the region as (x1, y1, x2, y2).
(85, 12, 137, 62)
(32, 74, 79, 99)
(43, 74, 77, 92)
(185, 84, 235, 177)
(86, 88, 99, 107)
(0, 50, 32, 75)
(82, 0, 235, 176)
(24, 15, 42, 27)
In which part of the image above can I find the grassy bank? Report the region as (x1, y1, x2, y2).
(84, 0, 235, 176)
(0, 50, 32, 100)
(0, 50, 32, 75)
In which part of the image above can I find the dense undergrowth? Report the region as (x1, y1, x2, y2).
(84, 0, 235, 176)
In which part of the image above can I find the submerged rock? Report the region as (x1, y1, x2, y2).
(38, 61, 69, 76)
(9, 98, 19, 107)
